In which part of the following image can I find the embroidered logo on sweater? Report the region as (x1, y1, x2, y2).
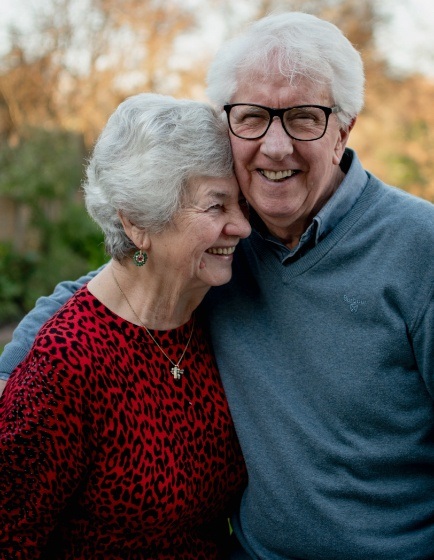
(343, 294, 366, 313)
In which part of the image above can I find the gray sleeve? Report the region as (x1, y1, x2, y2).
(0, 265, 107, 380)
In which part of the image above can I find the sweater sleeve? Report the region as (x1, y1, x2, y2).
(0, 266, 106, 381)
(412, 278, 434, 399)
(0, 349, 92, 558)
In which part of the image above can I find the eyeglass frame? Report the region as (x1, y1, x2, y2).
(223, 103, 342, 141)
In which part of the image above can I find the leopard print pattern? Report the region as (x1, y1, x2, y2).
(0, 287, 247, 559)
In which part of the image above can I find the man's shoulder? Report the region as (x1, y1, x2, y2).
(378, 182, 434, 227)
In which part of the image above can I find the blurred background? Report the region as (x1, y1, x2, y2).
(1, 0, 434, 346)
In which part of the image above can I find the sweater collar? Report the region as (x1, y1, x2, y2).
(249, 148, 369, 261)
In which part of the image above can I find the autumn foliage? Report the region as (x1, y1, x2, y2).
(0, 0, 433, 323)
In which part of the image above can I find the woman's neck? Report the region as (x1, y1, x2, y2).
(88, 261, 208, 330)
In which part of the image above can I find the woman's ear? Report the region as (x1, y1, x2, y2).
(118, 212, 150, 250)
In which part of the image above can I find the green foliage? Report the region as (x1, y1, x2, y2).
(0, 243, 37, 324)
(0, 127, 84, 203)
(385, 153, 427, 190)
(0, 127, 107, 326)
(402, 119, 429, 143)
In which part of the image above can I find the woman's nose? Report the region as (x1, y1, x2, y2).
(225, 205, 251, 239)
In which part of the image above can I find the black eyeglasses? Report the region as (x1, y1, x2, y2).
(223, 103, 341, 141)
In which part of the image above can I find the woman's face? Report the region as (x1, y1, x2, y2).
(148, 175, 251, 289)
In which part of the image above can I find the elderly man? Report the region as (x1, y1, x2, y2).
(2, 12, 434, 559)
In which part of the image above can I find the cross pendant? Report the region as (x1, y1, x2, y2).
(171, 365, 184, 380)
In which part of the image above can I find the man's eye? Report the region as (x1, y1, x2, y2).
(241, 112, 266, 122)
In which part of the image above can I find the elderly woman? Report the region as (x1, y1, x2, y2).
(0, 93, 250, 558)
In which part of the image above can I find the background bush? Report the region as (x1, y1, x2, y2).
(0, 127, 107, 326)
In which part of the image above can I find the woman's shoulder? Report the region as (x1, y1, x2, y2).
(26, 287, 120, 374)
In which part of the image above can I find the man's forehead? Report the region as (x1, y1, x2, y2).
(231, 73, 331, 105)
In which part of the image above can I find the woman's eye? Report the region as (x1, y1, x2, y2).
(208, 204, 222, 211)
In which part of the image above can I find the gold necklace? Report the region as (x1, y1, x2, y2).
(111, 268, 195, 380)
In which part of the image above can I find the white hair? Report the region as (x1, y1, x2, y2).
(84, 93, 234, 260)
(206, 12, 365, 128)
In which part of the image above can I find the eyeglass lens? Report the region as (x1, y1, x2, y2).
(228, 105, 329, 140)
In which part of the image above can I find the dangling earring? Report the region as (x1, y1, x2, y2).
(133, 248, 147, 267)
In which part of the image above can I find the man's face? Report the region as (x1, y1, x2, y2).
(228, 71, 352, 246)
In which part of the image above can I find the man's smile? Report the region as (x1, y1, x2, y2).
(259, 169, 298, 181)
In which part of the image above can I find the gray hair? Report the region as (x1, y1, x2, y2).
(206, 12, 365, 128)
(84, 93, 234, 260)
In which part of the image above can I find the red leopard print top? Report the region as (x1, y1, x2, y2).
(0, 287, 247, 559)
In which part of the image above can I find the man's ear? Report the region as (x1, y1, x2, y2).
(332, 116, 357, 165)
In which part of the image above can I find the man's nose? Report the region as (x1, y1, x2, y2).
(260, 117, 295, 160)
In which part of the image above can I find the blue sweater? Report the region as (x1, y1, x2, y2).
(204, 162, 434, 558)
(2, 152, 434, 558)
